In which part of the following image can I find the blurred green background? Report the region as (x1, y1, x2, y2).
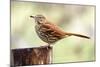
(11, 0, 95, 63)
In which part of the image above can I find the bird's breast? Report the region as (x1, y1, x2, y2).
(35, 25, 62, 44)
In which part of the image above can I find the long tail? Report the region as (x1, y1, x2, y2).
(65, 33, 90, 39)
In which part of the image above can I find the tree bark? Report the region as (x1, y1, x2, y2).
(11, 46, 53, 66)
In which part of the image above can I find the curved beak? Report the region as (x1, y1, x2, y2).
(30, 16, 35, 18)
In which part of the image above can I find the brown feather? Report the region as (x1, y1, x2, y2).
(42, 22, 66, 36)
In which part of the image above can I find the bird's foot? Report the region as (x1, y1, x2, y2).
(40, 44, 52, 49)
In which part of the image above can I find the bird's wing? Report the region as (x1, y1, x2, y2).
(42, 22, 66, 37)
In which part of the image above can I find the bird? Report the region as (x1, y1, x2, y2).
(30, 15, 90, 46)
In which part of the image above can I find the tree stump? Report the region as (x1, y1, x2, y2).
(11, 46, 53, 66)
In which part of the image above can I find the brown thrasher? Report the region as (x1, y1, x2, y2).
(30, 15, 90, 46)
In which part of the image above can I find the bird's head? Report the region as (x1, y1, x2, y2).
(30, 15, 46, 24)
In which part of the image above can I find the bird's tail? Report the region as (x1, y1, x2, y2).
(65, 33, 90, 39)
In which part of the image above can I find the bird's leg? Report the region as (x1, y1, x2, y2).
(40, 43, 51, 48)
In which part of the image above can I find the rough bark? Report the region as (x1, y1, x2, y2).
(11, 46, 53, 66)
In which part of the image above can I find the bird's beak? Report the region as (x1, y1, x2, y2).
(30, 16, 35, 18)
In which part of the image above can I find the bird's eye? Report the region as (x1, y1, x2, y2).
(40, 19, 42, 21)
(39, 17, 42, 19)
